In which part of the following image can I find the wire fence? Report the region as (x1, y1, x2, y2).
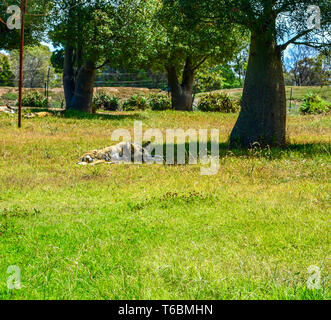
(94, 72, 168, 90)
(0, 71, 168, 87)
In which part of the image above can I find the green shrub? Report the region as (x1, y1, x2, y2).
(1, 92, 18, 101)
(20, 91, 48, 108)
(122, 94, 149, 111)
(198, 93, 240, 113)
(105, 96, 120, 111)
(299, 93, 331, 115)
(148, 93, 172, 111)
(92, 91, 120, 111)
(92, 92, 104, 110)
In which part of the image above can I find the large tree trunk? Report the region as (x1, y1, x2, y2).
(229, 32, 286, 147)
(63, 43, 96, 113)
(167, 57, 194, 111)
(63, 42, 75, 107)
(68, 62, 96, 113)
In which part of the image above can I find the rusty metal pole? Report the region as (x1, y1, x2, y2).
(18, 0, 27, 128)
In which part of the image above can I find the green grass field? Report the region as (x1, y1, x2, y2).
(0, 109, 330, 300)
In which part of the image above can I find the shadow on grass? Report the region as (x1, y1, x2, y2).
(220, 142, 330, 159)
(283, 142, 330, 157)
(157, 142, 330, 162)
(26, 108, 146, 121)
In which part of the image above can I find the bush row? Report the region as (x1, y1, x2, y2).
(93, 91, 241, 113)
(17, 90, 331, 116)
(93, 92, 172, 111)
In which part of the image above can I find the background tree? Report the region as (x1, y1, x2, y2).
(0, 53, 14, 86)
(316, 48, 331, 86)
(147, 0, 245, 111)
(180, 0, 331, 146)
(195, 63, 243, 93)
(291, 57, 326, 86)
(195, 65, 226, 93)
(286, 45, 331, 86)
(9, 45, 54, 88)
(232, 47, 249, 86)
(286, 45, 318, 86)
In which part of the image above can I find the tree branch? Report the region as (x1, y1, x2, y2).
(292, 42, 328, 49)
(96, 60, 109, 70)
(279, 28, 315, 51)
(192, 56, 209, 71)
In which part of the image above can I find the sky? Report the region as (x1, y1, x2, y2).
(41, 41, 56, 52)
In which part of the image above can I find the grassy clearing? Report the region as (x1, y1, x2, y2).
(0, 109, 330, 300)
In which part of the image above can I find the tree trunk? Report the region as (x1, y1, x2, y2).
(63, 43, 96, 113)
(63, 43, 75, 109)
(167, 57, 194, 111)
(68, 62, 96, 113)
(229, 33, 286, 147)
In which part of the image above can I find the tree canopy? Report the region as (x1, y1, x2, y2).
(176, 0, 330, 48)
(0, 0, 50, 50)
(9, 45, 54, 88)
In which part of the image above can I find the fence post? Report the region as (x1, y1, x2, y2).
(46, 66, 51, 101)
(289, 87, 293, 112)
